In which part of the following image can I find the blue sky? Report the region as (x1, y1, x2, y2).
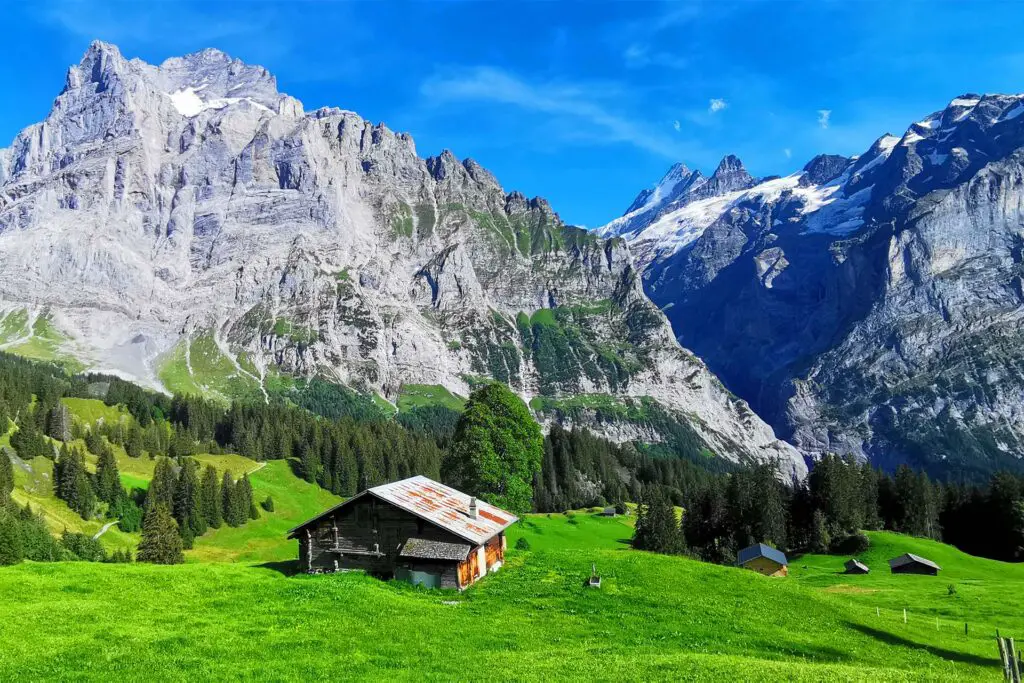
(3, 1, 1024, 227)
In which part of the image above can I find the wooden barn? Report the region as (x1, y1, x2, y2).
(736, 543, 788, 577)
(888, 553, 941, 575)
(288, 475, 517, 590)
(844, 559, 870, 574)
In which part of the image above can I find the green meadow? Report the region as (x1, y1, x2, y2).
(0, 509, 1017, 680)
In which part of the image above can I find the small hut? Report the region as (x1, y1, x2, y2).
(888, 553, 940, 575)
(844, 558, 870, 574)
(736, 543, 788, 577)
(600, 506, 617, 517)
(288, 475, 517, 590)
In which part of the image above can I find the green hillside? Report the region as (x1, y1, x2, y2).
(6, 399, 338, 558)
(0, 513, 1015, 680)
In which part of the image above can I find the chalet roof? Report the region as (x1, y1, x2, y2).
(845, 559, 870, 572)
(399, 538, 472, 562)
(288, 475, 518, 545)
(888, 553, 941, 571)
(736, 543, 788, 567)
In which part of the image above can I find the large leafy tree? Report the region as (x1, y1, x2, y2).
(443, 383, 542, 514)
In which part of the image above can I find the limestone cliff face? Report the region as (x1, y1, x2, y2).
(600, 94, 1024, 475)
(0, 42, 805, 476)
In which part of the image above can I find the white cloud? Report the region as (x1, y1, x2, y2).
(673, 120, 681, 132)
(817, 109, 832, 129)
(623, 42, 688, 70)
(709, 98, 727, 113)
(421, 66, 684, 158)
(784, 148, 792, 159)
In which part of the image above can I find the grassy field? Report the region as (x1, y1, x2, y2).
(396, 383, 466, 412)
(0, 510, 1016, 680)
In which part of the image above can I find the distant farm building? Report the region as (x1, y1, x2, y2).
(600, 506, 617, 517)
(844, 559, 870, 574)
(888, 553, 941, 575)
(736, 543, 788, 577)
(288, 476, 516, 590)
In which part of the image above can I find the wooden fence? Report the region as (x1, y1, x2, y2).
(997, 632, 1022, 682)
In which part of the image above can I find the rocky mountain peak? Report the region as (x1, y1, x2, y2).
(801, 154, 852, 185)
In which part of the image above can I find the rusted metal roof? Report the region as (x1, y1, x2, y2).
(399, 538, 472, 562)
(368, 476, 517, 545)
(287, 475, 517, 545)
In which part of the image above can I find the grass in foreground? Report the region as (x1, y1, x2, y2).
(0, 513, 1014, 680)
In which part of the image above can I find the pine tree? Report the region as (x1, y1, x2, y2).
(238, 473, 259, 521)
(633, 487, 684, 554)
(0, 448, 14, 505)
(94, 444, 122, 504)
(199, 465, 222, 529)
(125, 425, 145, 458)
(0, 511, 25, 565)
(46, 403, 71, 442)
(146, 458, 177, 512)
(136, 505, 184, 565)
(173, 458, 206, 546)
(222, 471, 240, 527)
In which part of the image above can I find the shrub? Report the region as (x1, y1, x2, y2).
(60, 531, 107, 562)
(261, 496, 275, 513)
(615, 501, 628, 516)
(567, 517, 579, 526)
(515, 537, 531, 551)
(947, 583, 957, 596)
(829, 531, 870, 555)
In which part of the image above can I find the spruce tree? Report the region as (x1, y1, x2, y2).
(146, 458, 177, 512)
(0, 448, 13, 505)
(0, 512, 25, 565)
(173, 458, 206, 545)
(199, 466, 222, 529)
(136, 505, 184, 565)
(237, 473, 258, 521)
(222, 471, 239, 527)
(94, 445, 122, 504)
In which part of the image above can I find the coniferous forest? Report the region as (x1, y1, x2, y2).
(2, 350, 1024, 567)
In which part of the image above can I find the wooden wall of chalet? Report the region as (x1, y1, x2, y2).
(300, 496, 469, 575)
(741, 556, 788, 577)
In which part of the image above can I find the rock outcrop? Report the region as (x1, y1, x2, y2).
(0, 42, 805, 477)
(600, 94, 1024, 476)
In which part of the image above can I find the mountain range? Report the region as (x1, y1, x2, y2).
(0, 42, 805, 477)
(599, 94, 1024, 477)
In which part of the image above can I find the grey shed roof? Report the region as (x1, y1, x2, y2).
(399, 538, 472, 562)
(845, 559, 870, 572)
(888, 553, 941, 571)
(736, 543, 788, 567)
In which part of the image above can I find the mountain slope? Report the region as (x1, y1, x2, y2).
(600, 94, 1024, 476)
(0, 42, 803, 475)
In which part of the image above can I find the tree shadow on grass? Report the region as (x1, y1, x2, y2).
(846, 622, 997, 668)
(255, 560, 300, 577)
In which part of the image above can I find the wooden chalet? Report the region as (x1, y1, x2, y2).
(736, 543, 788, 577)
(844, 559, 870, 574)
(288, 475, 517, 590)
(888, 553, 941, 576)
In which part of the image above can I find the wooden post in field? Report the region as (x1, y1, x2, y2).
(903, 608, 907, 624)
(1010, 638, 1021, 683)
(998, 636, 1009, 680)
(876, 607, 879, 617)
(965, 622, 969, 637)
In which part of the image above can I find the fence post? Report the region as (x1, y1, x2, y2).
(1010, 638, 1021, 683)
(998, 636, 1009, 680)
(903, 608, 907, 624)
